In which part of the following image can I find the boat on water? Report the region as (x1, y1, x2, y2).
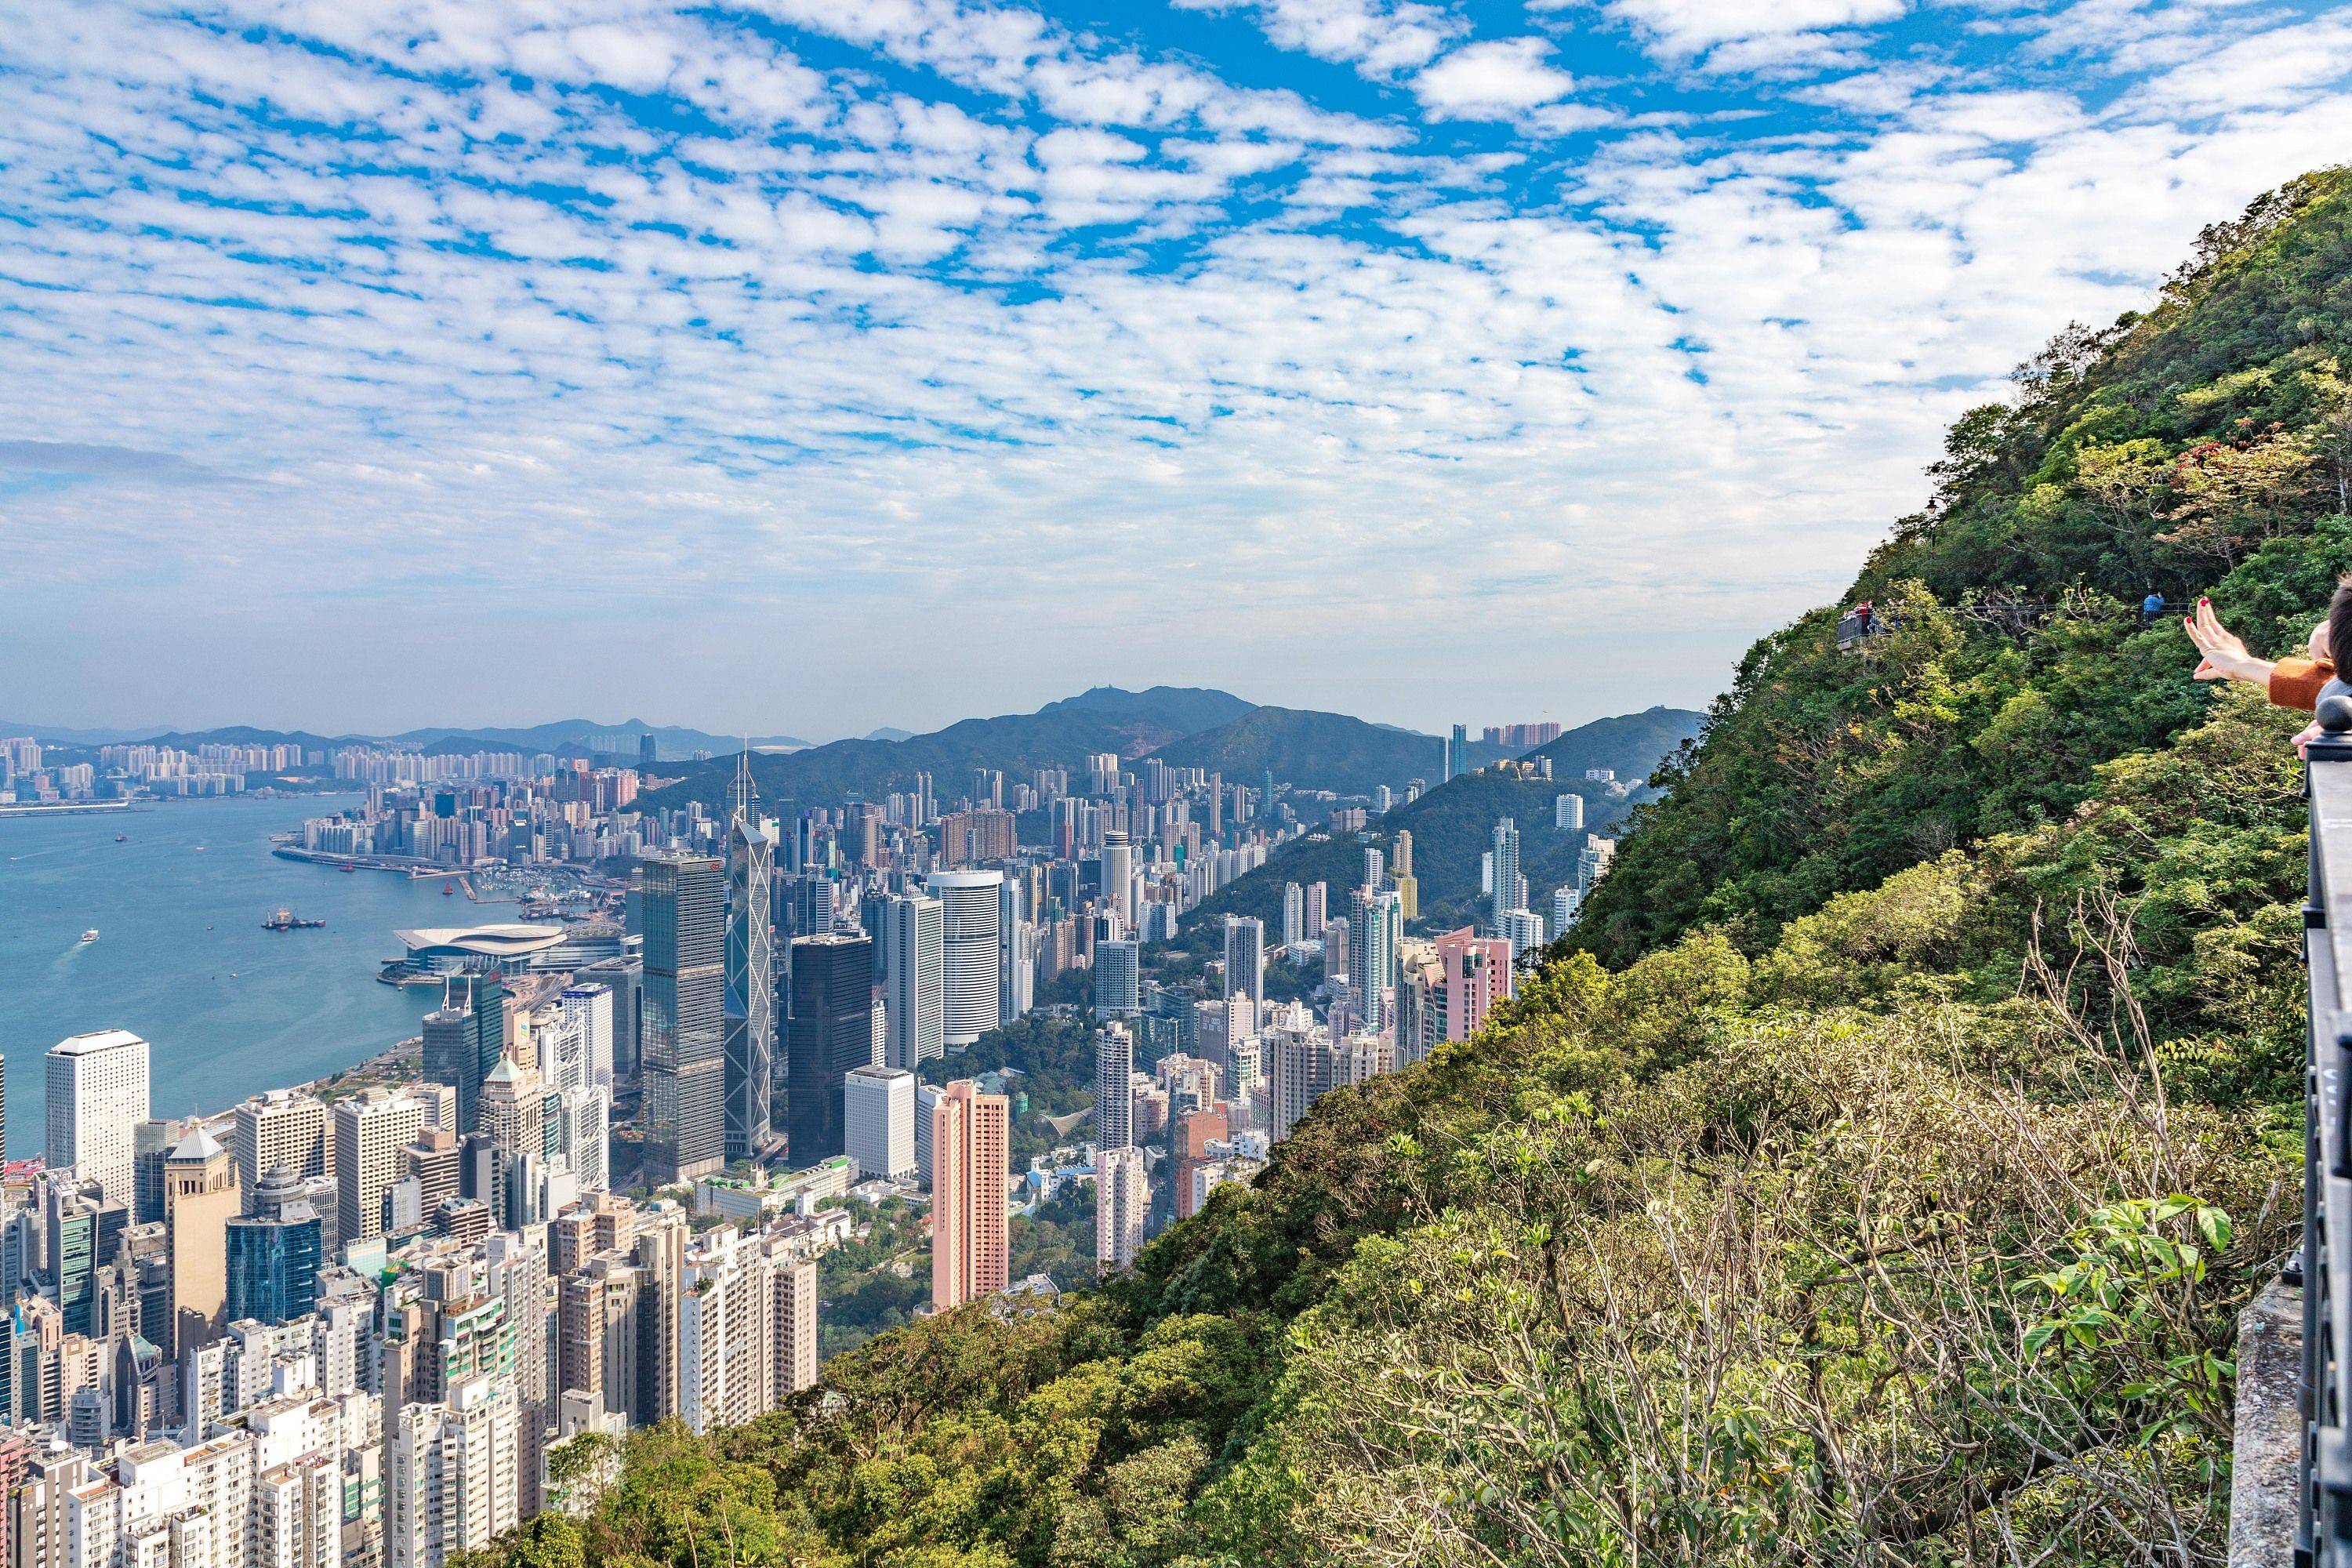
(114, 834, 126, 843)
(79, 929, 98, 942)
(442, 879, 456, 895)
(262, 909, 325, 931)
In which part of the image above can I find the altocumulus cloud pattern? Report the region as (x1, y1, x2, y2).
(2, 0, 2350, 733)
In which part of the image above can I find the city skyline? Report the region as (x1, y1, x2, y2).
(6, 4, 2350, 736)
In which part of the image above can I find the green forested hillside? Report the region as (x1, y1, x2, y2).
(481, 171, 2347, 1568)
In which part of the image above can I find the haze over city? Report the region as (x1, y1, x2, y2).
(5, 0, 2350, 737)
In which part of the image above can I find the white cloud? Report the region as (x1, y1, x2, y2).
(1410, 38, 1577, 118)
(0, 0, 2347, 736)
(1577, 0, 1907, 60)
(1171, 0, 1466, 75)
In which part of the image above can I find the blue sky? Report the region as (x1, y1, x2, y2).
(2, 0, 2349, 740)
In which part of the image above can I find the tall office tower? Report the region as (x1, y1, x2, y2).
(1094, 1022, 1135, 1151)
(930, 1081, 1008, 1310)
(638, 732, 657, 771)
(1555, 793, 1584, 832)
(637, 854, 728, 1185)
(1305, 880, 1328, 938)
(1392, 830, 1420, 920)
(1222, 915, 1266, 1013)
(1094, 1146, 1149, 1275)
(723, 755, 776, 1162)
(387, 1375, 521, 1568)
(423, 974, 505, 1138)
(1098, 832, 1136, 928)
(45, 1030, 148, 1207)
(561, 984, 615, 1091)
(131, 1116, 177, 1224)
(225, 1165, 324, 1327)
(480, 1058, 550, 1225)
(843, 1066, 916, 1183)
(163, 1125, 239, 1356)
(230, 1089, 328, 1193)
(786, 932, 875, 1167)
(557, 1085, 612, 1192)
(998, 878, 1028, 1026)
(334, 1087, 427, 1245)
(924, 870, 1004, 1051)
(1282, 882, 1305, 949)
(1490, 818, 1522, 935)
(880, 893, 944, 1072)
(1094, 941, 1142, 1019)
(1363, 846, 1385, 893)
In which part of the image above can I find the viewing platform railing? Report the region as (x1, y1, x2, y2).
(2300, 691, 2352, 1564)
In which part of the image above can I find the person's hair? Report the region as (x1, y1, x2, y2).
(2331, 575, 2352, 670)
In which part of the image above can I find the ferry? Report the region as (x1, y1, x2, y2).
(79, 929, 98, 943)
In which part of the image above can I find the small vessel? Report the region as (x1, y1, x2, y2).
(442, 879, 456, 896)
(114, 834, 126, 843)
(339, 864, 356, 873)
(79, 929, 98, 942)
(263, 909, 325, 931)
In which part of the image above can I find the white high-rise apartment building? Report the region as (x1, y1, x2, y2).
(232, 1088, 329, 1192)
(677, 1223, 821, 1436)
(844, 1066, 916, 1183)
(924, 871, 1004, 1051)
(46, 1029, 150, 1207)
(1094, 1146, 1148, 1274)
(563, 983, 615, 1091)
(387, 1375, 520, 1568)
(1555, 793, 1584, 832)
(1490, 818, 1522, 936)
(1281, 882, 1305, 949)
(1503, 909, 1546, 963)
(880, 893, 944, 1071)
(333, 1087, 428, 1244)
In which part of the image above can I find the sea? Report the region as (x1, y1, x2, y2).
(0, 796, 477, 1159)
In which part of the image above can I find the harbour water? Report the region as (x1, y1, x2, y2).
(0, 797, 479, 1158)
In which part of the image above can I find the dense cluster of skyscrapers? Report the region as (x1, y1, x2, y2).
(0, 713, 1617, 1566)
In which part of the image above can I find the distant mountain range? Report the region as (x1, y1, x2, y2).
(6, 693, 1700, 804)
(1, 717, 810, 760)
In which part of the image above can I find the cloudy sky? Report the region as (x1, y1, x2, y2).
(2, 0, 2348, 741)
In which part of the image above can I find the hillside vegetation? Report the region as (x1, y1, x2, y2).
(481, 170, 2347, 1567)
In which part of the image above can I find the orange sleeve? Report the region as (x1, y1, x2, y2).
(2269, 658, 2336, 712)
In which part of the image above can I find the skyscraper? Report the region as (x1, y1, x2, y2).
(1349, 889, 1403, 1036)
(1490, 818, 1522, 936)
(1222, 916, 1265, 1011)
(880, 892, 945, 1071)
(724, 755, 776, 1161)
(225, 1164, 324, 1327)
(229, 1087, 328, 1193)
(844, 1065, 916, 1183)
(1305, 880, 1328, 939)
(786, 932, 875, 1167)
(1555, 793, 1584, 832)
(1363, 846, 1384, 893)
(1098, 831, 1135, 930)
(163, 1123, 239, 1356)
(1094, 1146, 1148, 1275)
(422, 974, 505, 1138)
(1281, 881, 1305, 949)
(45, 1030, 148, 1207)
(925, 870, 1004, 1051)
(931, 1081, 1008, 1310)
(1094, 1022, 1134, 1151)
(1094, 940, 1141, 1019)
(389, 1375, 521, 1568)
(336, 1086, 428, 1244)
(1443, 723, 1468, 782)
(638, 853, 728, 1185)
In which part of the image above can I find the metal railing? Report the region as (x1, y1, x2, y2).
(2302, 690, 2352, 1565)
